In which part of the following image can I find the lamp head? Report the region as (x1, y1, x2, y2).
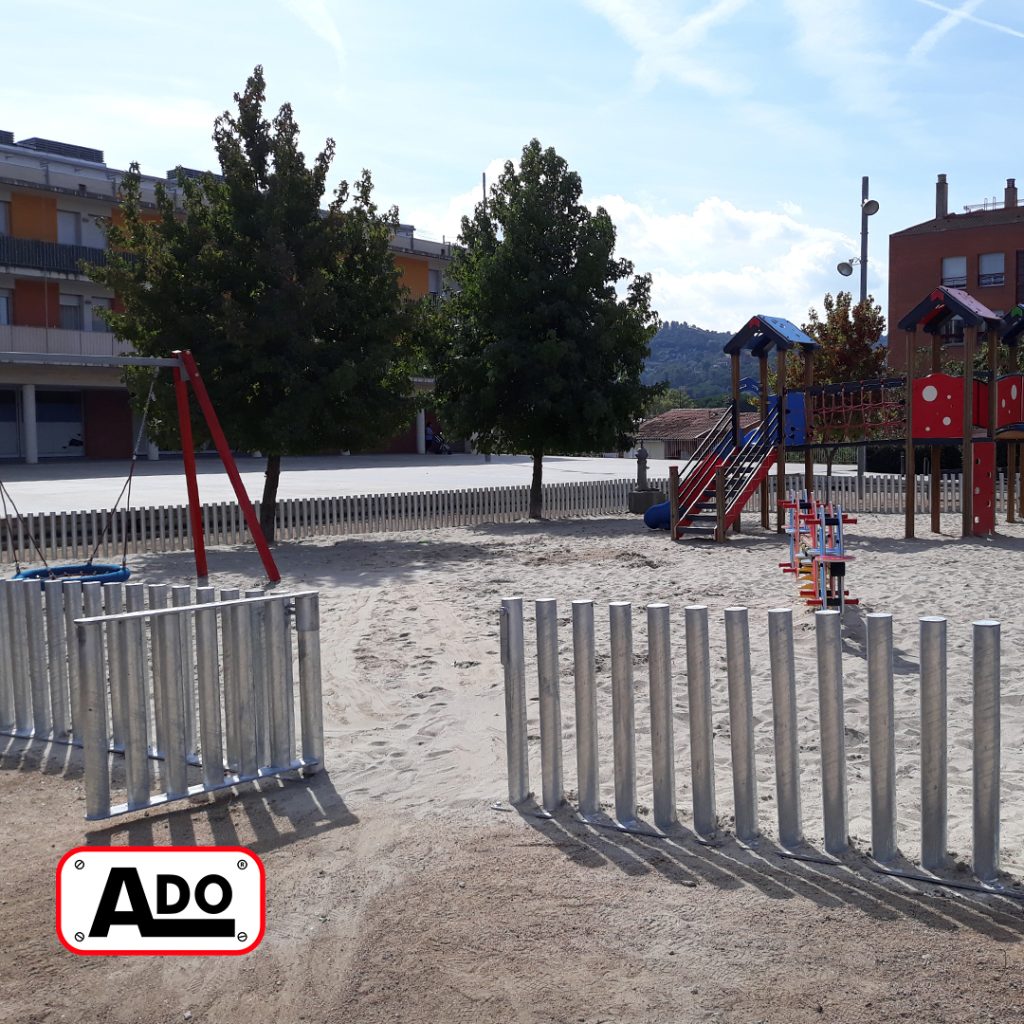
(862, 198, 880, 216)
(837, 261, 854, 277)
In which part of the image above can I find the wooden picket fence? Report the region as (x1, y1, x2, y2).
(0, 471, 1002, 565)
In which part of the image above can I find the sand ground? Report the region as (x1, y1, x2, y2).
(3, 511, 1024, 1023)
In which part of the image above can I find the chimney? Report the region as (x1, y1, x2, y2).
(1006, 178, 1018, 209)
(936, 173, 948, 219)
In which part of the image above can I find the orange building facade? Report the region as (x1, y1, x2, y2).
(888, 174, 1024, 371)
(0, 131, 451, 461)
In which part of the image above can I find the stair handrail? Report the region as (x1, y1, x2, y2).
(672, 405, 736, 495)
(722, 402, 782, 511)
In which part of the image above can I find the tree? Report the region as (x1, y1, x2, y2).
(90, 66, 417, 542)
(778, 291, 887, 479)
(642, 385, 697, 418)
(433, 139, 660, 517)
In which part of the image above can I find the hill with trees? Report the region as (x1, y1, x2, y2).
(642, 320, 734, 404)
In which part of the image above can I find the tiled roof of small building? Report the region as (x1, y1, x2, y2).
(638, 407, 760, 441)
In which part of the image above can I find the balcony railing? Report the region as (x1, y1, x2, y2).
(0, 235, 112, 276)
(979, 273, 1005, 287)
(0, 324, 134, 357)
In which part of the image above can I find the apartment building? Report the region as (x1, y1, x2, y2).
(888, 174, 1024, 370)
(0, 131, 451, 461)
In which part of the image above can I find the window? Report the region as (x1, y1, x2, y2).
(979, 252, 1005, 287)
(0, 200, 9, 236)
(0, 289, 10, 325)
(57, 209, 81, 246)
(59, 295, 83, 331)
(941, 256, 967, 288)
(89, 297, 112, 332)
(428, 268, 442, 295)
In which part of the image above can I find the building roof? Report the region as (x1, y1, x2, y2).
(638, 407, 760, 441)
(892, 205, 1024, 237)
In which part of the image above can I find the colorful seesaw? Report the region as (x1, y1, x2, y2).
(779, 492, 858, 611)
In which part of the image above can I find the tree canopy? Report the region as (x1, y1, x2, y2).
(432, 138, 660, 516)
(90, 66, 418, 540)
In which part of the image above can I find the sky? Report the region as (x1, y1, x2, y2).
(4, 0, 1022, 333)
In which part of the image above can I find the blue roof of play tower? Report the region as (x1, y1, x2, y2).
(723, 315, 818, 356)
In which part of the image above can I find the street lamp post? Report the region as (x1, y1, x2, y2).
(837, 176, 879, 498)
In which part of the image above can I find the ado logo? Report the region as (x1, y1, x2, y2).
(57, 846, 265, 956)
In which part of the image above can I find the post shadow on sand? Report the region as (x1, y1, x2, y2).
(510, 796, 1024, 942)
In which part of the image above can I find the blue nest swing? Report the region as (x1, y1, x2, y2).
(13, 563, 131, 586)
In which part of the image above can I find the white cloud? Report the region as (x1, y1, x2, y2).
(580, 0, 753, 95)
(591, 193, 876, 331)
(909, 0, 986, 60)
(912, 0, 1024, 42)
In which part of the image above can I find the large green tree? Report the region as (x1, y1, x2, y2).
(433, 139, 660, 517)
(90, 66, 417, 541)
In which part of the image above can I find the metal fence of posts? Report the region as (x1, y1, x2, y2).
(609, 601, 637, 827)
(647, 603, 677, 831)
(919, 615, 948, 871)
(724, 607, 758, 843)
(500, 597, 529, 805)
(535, 598, 563, 813)
(815, 609, 849, 855)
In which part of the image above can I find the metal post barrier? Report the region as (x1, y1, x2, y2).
(973, 619, 1001, 883)
(43, 579, 70, 739)
(867, 613, 898, 863)
(171, 584, 198, 758)
(194, 587, 224, 789)
(500, 597, 529, 805)
(295, 593, 324, 772)
(815, 610, 848, 855)
(122, 584, 150, 809)
(685, 605, 717, 837)
(919, 616, 948, 871)
(23, 581, 49, 737)
(0, 585, 13, 731)
(647, 603, 677, 831)
(146, 584, 170, 761)
(79, 616, 109, 820)
(62, 580, 83, 737)
(724, 607, 758, 843)
(572, 600, 600, 819)
(536, 598, 563, 813)
(5, 583, 31, 735)
(768, 608, 802, 848)
(232, 600, 257, 778)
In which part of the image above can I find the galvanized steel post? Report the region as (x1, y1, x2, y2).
(23, 580, 49, 737)
(867, 613, 898, 863)
(685, 605, 717, 838)
(104, 584, 126, 751)
(295, 593, 324, 772)
(815, 610, 848, 855)
(79, 616, 110, 820)
(0, 584, 14, 731)
(768, 608, 802, 848)
(62, 579, 83, 737)
(919, 616, 948, 871)
(233, 600, 257, 778)
(122, 583, 150, 809)
(648, 603, 677, 831)
(973, 619, 1001, 882)
(572, 599, 600, 819)
(43, 579, 70, 739)
(724, 607, 758, 842)
(610, 601, 637, 826)
(171, 584, 198, 758)
(246, 588, 270, 766)
(194, 587, 224, 788)
(218, 587, 241, 772)
(500, 597, 530, 805)
(147, 584, 170, 759)
(266, 597, 293, 769)
(4, 582, 31, 735)
(156, 612, 188, 799)
(536, 598, 563, 813)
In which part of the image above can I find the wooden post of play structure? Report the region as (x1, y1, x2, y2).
(904, 329, 916, 539)
(759, 353, 770, 529)
(776, 346, 787, 532)
(931, 333, 942, 534)
(802, 345, 814, 498)
(669, 465, 679, 541)
(731, 352, 741, 534)
(962, 326, 976, 539)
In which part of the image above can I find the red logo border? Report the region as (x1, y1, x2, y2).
(56, 845, 266, 957)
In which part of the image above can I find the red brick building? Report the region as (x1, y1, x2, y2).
(888, 174, 1024, 370)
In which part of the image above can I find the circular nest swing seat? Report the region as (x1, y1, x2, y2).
(13, 563, 131, 586)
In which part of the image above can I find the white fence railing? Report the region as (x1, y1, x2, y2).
(0, 579, 324, 819)
(0, 470, 1001, 565)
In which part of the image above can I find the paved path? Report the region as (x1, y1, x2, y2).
(0, 453, 855, 514)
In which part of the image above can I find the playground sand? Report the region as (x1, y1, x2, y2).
(3, 511, 1024, 1023)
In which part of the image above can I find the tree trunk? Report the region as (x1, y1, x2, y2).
(260, 453, 281, 544)
(529, 449, 544, 519)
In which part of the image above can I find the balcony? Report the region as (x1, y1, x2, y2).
(0, 235, 112, 277)
(0, 324, 134, 357)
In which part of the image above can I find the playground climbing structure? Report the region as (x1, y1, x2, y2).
(779, 493, 858, 611)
